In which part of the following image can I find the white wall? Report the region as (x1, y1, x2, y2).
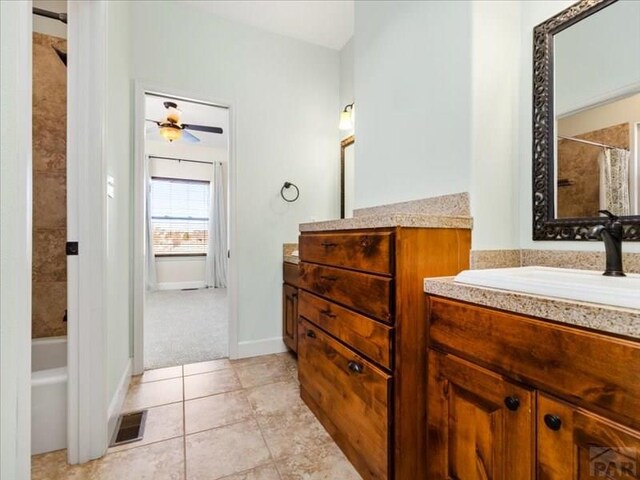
(353, 0, 472, 209)
(469, 1, 521, 250)
(339, 38, 355, 139)
(555, 0, 640, 116)
(1, 2, 32, 478)
(131, 1, 340, 348)
(105, 0, 133, 402)
(351, 0, 640, 254)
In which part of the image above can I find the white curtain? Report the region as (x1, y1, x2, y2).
(145, 157, 158, 291)
(205, 162, 228, 288)
(598, 147, 630, 216)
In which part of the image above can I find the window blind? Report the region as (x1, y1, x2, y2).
(150, 177, 210, 255)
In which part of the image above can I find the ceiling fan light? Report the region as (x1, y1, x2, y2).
(160, 125, 182, 142)
(166, 106, 181, 124)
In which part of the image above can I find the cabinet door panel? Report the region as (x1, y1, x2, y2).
(538, 393, 640, 480)
(282, 284, 298, 352)
(298, 318, 390, 480)
(428, 350, 534, 480)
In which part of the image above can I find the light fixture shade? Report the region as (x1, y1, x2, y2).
(339, 109, 353, 131)
(160, 125, 182, 142)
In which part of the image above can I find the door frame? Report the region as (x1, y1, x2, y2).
(132, 82, 238, 375)
(0, 1, 33, 478)
(67, 0, 109, 464)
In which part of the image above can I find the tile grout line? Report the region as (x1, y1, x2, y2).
(231, 358, 286, 479)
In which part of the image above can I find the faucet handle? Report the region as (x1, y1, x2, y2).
(598, 210, 619, 222)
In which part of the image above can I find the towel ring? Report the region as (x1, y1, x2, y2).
(280, 182, 299, 203)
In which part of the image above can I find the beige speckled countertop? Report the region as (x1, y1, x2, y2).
(299, 213, 472, 232)
(299, 192, 473, 232)
(283, 243, 299, 264)
(284, 255, 299, 264)
(424, 276, 640, 340)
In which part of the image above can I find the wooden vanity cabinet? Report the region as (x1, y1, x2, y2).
(427, 350, 534, 480)
(297, 227, 471, 480)
(427, 296, 640, 479)
(537, 394, 640, 480)
(282, 262, 300, 352)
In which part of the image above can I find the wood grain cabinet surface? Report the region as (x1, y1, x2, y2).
(282, 262, 301, 353)
(427, 295, 640, 479)
(298, 227, 471, 480)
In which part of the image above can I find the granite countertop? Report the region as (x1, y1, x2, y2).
(299, 192, 473, 232)
(424, 277, 640, 340)
(299, 213, 472, 232)
(283, 243, 299, 264)
(284, 254, 299, 265)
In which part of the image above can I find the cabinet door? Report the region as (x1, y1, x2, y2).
(282, 284, 298, 352)
(538, 393, 640, 479)
(428, 350, 534, 479)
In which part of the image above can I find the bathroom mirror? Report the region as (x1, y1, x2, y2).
(532, 0, 640, 240)
(341, 135, 355, 219)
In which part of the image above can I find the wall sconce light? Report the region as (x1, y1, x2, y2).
(339, 103, 354, 131)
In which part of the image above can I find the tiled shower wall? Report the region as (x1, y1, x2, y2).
(32, 32, 67, 338)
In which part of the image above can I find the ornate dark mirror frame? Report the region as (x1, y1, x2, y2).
(532, 0, 640, 241)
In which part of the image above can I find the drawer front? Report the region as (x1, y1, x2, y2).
(298, 317, 390, 480)
(283, 261, 300, 288)
(299, 232, 393, 275)
(299, 262, 392, 323)
(298, 291, 392, 370)
(429, 297, 640, 430)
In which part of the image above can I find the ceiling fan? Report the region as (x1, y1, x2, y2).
(146, 101, 223, 143)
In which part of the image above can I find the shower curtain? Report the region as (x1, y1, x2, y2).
(145, 157, 158, 291)
(598, 147, 631, 216)
(205, 162, 228, 288)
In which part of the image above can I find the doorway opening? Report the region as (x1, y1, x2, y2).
(141, 92, 230, 370)
(31, 0, 69, 458)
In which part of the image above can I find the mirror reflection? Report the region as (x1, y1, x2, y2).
(554, 0, 640, 219)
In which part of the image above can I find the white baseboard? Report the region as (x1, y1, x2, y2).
(236, 337, 288, 359)
(157, 281, 206, 291)
(107, 359, 132, 445)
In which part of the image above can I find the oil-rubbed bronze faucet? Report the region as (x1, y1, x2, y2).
(589, 210, 625, 277)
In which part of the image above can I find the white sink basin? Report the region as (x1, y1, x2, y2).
(454, 266, 640, 310)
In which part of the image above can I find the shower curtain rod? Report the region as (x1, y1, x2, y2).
(33, 7, 68, 24)
(557, 135, 624, 150)
(148, 155, 222, 166)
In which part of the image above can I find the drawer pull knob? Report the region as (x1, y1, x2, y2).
(306, 330, 316, 339)
(544, 414, 562, 431)
(347, 361, 364, 374)
(504, 396, 520, 411)
(321, 242, 337, 248)
(320, 275, 338, 282)
(320, 309, 336, 318)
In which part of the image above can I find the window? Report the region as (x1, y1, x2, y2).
(150, 177, 210, 255)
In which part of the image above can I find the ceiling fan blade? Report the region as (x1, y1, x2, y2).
(145, 119, 161, 125)
(182, 123, 223, 134)
(181, 130, 201, 144)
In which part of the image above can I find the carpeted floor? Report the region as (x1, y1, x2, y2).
(144, 288, 228, 369)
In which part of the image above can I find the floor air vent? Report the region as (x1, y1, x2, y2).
(109, 410, 148, 447)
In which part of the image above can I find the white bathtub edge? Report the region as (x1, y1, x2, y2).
(31, 366, 67, 387)
(107, 358, 132, 445)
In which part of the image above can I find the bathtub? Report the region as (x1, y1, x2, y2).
(31, 336, 67, 455)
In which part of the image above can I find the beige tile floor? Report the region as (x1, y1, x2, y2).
(31, 352, 362, 480)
